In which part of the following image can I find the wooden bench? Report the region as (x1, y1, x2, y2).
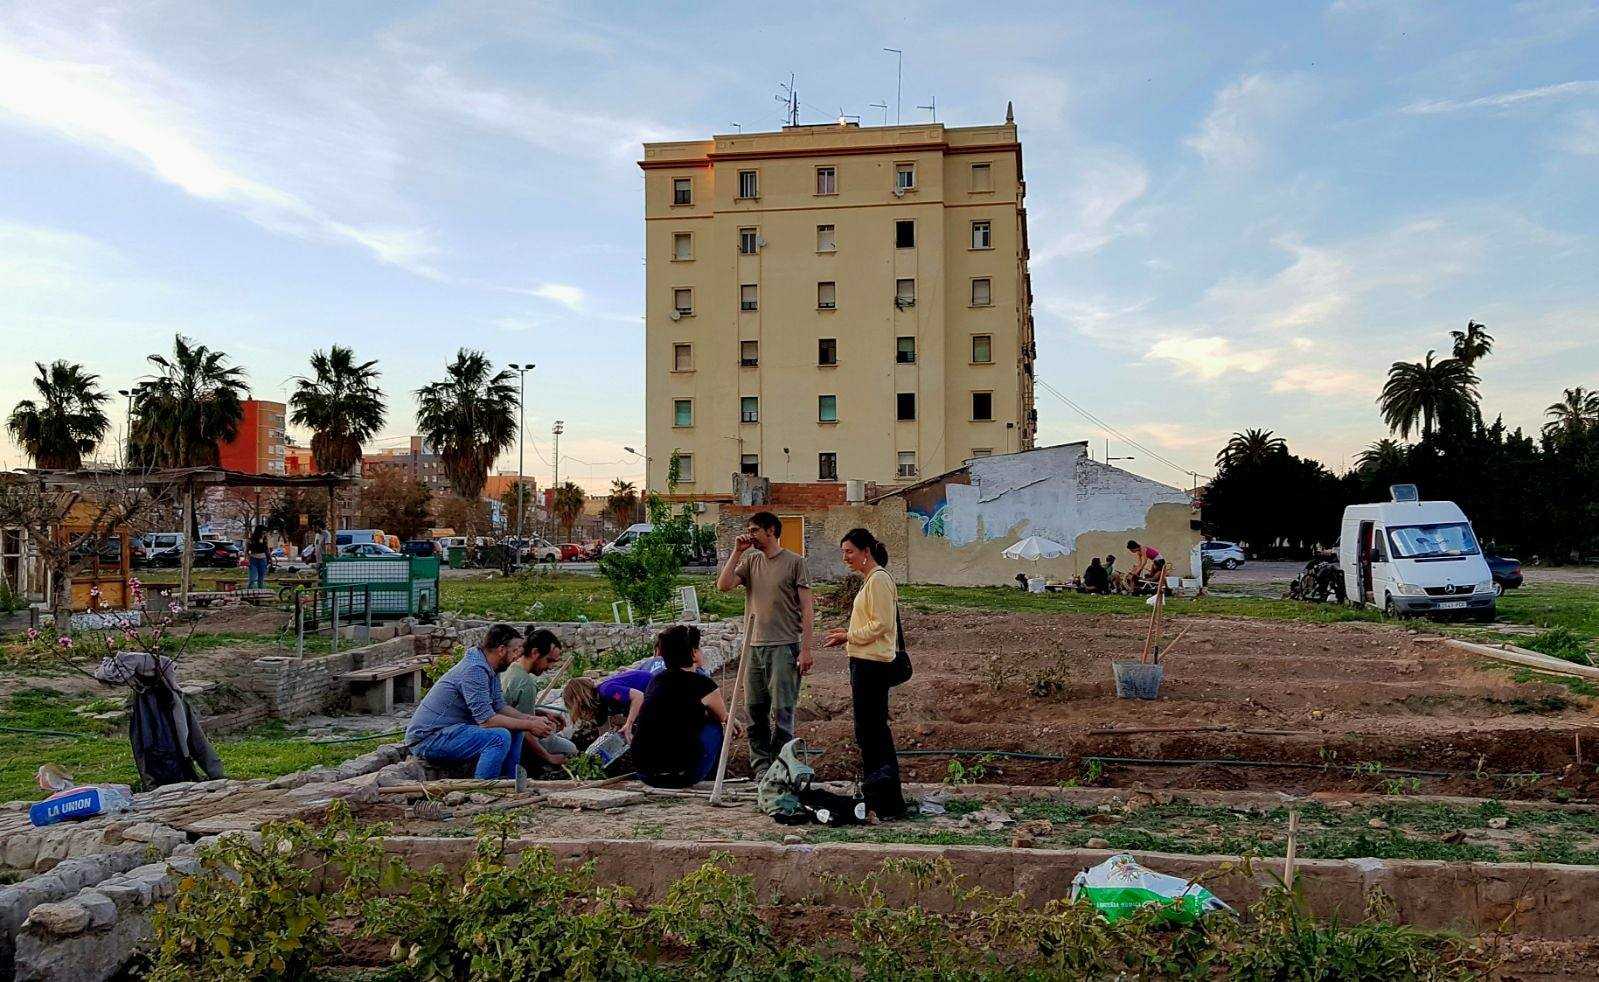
(337, 659, 430, 715)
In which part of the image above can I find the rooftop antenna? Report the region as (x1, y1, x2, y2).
(730, 122, 742, 132)
(836, 107, 860, 125)
(882, 48, 902, 124)
(775, 73, 799, 127)
(917, 95, 937, 121)
(869, 100, 889, 125)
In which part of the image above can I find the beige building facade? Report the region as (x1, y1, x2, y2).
(640, 115, 1036, 495)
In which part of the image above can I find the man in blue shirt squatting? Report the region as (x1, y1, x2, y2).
(405, 623, 557, 779)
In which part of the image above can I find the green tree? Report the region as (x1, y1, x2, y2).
(359, 468, 434, 540)
(130, 334, 248, 467)
(1449, 319, 1494, 367)
(607, 478, 638, 530)
(289, 345, 386, 474)
(551, 481, 587, 540)
(1542, 386, 1599, 440)
(1354, 438, 1408, 474)
(6, 360, 111, 469)
(1214, 429, 1287, 470)
(414, 349, 518, 505)
(1378, 350, 1478, 442)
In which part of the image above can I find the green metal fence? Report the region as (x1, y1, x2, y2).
(319, 555, 440, 619)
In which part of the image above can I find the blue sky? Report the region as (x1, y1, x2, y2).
(1, 1, 1595, 491)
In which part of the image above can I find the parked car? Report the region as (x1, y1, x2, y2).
(602, 523, 653, 556)
(1199, 540, 1247, 569)
(136, 532, 185, 567)
(195, 539, 243, 568)
(338, 542, 401, 558)
(1485, 555, 1524, 596)
(558, 542, 586, 562)
(1339, 491, 1496, 621)
(401, 539, 440, 559)
(524, 537, 560, 563)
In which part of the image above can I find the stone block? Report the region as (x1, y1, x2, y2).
(24, 902, 90, 936)
(76, 891, 117, 929)
(94, 880, 148, 911)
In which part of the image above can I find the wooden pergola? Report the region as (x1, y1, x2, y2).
(27, 466, 353, 605)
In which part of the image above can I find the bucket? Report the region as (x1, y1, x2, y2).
(585, 730, 629, 767)
(1112, 660, 1164, 700)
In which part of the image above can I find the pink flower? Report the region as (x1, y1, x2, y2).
(167, 602, 182, 614)
(89, 585, 101, 598)
(26, 628, 39, 640)
(57, 636, 73, 649)
(128, 577, 141, 588)
(106, 635, 118, 648)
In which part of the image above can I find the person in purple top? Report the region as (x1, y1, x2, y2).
(563, 637, 707, 742)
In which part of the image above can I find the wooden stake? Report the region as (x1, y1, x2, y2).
(1154, 626, 1189, 666)
(1576, 733, 1583, 770)
(1284, 808, 1300, 891)
(709, 607, 753, 806)
(1139, 577, 1166, 664)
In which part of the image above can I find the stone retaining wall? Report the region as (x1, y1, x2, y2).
(249, 632, 430, 718)
(450, 618, 744, 674)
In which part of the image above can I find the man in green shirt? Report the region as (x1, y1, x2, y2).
(501, 629, 578, 766)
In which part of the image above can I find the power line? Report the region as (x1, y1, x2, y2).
(1035, 379, 1213, 483)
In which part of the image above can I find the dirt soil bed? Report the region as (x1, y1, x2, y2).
(740, 611, 1599, 800)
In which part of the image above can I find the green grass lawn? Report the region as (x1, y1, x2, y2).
(897, 584, 1387, 626)
(0, 689, 387, 802)
(439, 572, 744, 622)
(1496, 583, 1599, 639)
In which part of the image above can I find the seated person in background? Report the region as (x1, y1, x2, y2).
(1127, 540, 1165, 585)
(1081, 556, 1109, 594)
(501, 628, 577, 768)
(632, 625, 741, 788)
(404, 624, 555, 779)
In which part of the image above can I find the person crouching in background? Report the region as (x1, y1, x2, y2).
(631, 625, 741, 788)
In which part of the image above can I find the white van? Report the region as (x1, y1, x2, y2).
(601, 523, 654, 556)
(1339, 487, 1495, 621)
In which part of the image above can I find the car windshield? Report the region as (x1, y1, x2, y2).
(1387, 522, 1480, 559)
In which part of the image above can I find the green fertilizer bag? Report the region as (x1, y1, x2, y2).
(1069, 854, 1230, 924)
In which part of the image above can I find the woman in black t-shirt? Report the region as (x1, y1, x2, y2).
(632, 625, 741, 787)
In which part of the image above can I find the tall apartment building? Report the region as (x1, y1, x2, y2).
(218, 400, 287, 474)
(361, 436, 452, 493)
(640, 113, 1036, 494)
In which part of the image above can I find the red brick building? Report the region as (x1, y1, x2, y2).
(218, 400, 287, 474)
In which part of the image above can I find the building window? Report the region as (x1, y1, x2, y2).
(677, 454, 695, 482)
(818, 338, 837, 365)
(971, 448, 993, 458)
(672, 178, 692, 205)
(818, 452, 838, 481)
(672, 232, 693, 260)
(673, 399, 694, 427)
(737, 169, 759, 199)
(815, 166, 836, 195)
(971, 334, 993, 364)
(971, 162, 993, 192)
(895, 219, 915, 249)
(740, 454, 759, 476)
(673, 343, 693, 371)
(740, 340, 759, 366)
(897, 451, 918, 478)
(816, 224, 835, 252)
(972, 391, 993, 421)
(971, 277, 992, 306)
(741, 396, 759, 423)
(818, 394, 838, 423)
(896, 336, 916, 364)
(895, 162, 915, 190)
(971, 220, 992, 249)
(739, 227, 758, 255)
(740, 284, 758, 311)
(817, 281, 836, 309)
(673, 288, 693, 315)
(896, 392, 916, 421)
(895, 278, 916, 308)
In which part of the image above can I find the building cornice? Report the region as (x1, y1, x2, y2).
(639, 140, 1021, 171)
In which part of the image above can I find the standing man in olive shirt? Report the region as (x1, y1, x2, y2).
(715, 510, 813, 777)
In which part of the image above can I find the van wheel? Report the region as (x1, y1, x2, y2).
(1493, 581, 1505, 598)
(1223, 558, 1241, 570)
(1383, 594, 1401, 618)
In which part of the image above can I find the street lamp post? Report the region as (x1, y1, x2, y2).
(117, 383, 146, 463)
(508, 363, 534, 567)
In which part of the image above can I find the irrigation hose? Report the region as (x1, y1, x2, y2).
(0, 723, 402, 744)
(893, 748, 1546, 781)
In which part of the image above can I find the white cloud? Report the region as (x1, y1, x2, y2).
(1030, 148, 1148, 261)
(1269, 364, 1375, 397)
(1399, 79, 1599, 115)
(1185, 73, 1310, 170)
(0, 22, 439, 276)
(1145, 335, 1273, 380)
(1561, 110, 1599, 154)
(531, 284, 586, 310)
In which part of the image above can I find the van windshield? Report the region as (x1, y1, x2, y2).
(1387, 522, 1480, 559)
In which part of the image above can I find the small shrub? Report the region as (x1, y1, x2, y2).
(562, 753, 608, 781)
(425, 645, 462, 684)
(1522, 627, 1595, 666)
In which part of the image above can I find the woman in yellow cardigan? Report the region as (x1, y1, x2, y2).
(822, 527, 906, 819)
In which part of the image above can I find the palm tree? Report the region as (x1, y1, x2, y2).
(1378, 350, 1478, 441)
(1215, 429, 1288, 470)
(1450, 320, 1494, 367)
(1542, 386, 1599, 439)
(289, 346, 386, 474)
(1355, 438, 1408, 473)
(7, 361, 111, 469)
(414, 349, 518, 502)
(607, 478, 638, 531)
(552, 481, 587, 540)
(130, 335, 248, 467)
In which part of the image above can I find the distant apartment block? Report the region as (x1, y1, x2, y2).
(640, 112, 1037, 494)
(362, 436, 451, 493)
(218, 400, 287, 474)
